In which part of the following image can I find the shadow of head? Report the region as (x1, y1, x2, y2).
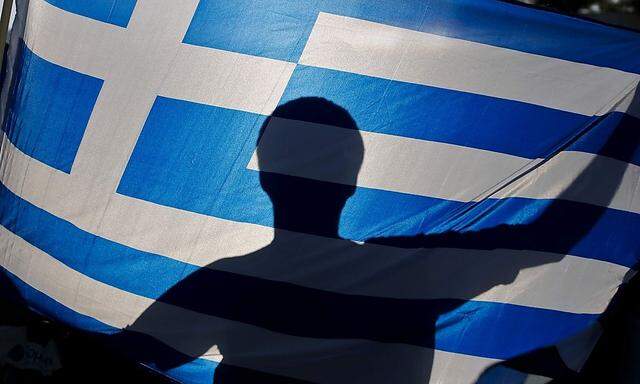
(256, 97, 364, 236)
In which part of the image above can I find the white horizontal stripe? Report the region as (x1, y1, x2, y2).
(209, 233, 626, 314)
(247, 117, 640, 213)
(300, 12, 640, 116)
(0, 133, 628, 314)
(158, 44, 295, 115)
(24, 0, 125, 78)
(248, 117, 537, 202)
(493, 151, 640, 214)
(0, 226, 498, 384)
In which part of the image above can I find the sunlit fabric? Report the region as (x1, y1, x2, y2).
(0, 0, 639, 383)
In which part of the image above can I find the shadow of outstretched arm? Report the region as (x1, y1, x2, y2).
(464, 87, 640, 382)
(369, 86, 639, 288)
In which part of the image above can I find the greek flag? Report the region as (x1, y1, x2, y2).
(1, 0, 639, 383)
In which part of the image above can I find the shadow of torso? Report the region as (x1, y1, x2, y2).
(128, 224, 563, 384)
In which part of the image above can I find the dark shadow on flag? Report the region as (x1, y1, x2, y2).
(113, 90, 638, 383)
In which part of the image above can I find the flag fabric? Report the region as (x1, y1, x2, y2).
(0, 0, 639, 383)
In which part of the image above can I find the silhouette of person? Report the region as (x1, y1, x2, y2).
(120, 96, 636, 384)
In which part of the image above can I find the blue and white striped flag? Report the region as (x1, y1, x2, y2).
(0, 0, 639, 383)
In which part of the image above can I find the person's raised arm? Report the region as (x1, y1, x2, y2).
(370, 86, 639, 260)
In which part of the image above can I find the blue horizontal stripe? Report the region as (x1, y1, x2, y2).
(0, 268, 217, 383)
(44, 0, 136, 27)
(118, 96, 639, 266)
(184, 0, 640, 73)
(0, 183, 600, 359)
(2, 42, 103, 173)
(281, 66, 589, 159)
